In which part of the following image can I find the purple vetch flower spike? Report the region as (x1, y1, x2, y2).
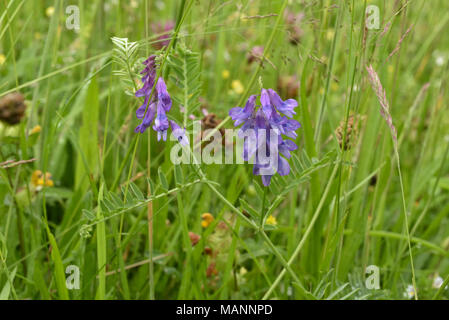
(134, 56, 184, 144)
(135, 55, 157, 98)
(228, 87, 301, 186)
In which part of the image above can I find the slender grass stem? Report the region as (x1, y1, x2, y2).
(263, 163, 339, 299)
(395, 149, 418, 300)
(260, 186, 267, 227)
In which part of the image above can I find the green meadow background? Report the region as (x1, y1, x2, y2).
(1, 0, 449, 300)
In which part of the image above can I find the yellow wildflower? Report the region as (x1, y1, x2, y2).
(265, 215, 277, 226)
(30, 125, 42, 135)
(239, 267, 248, 276)
(231, 80, 244, 95)
(0, 54, 5, 66)
(222, 70, 230, 79)
(201, 213, 214, 228)
(31, 170, 54, 189)
(46, 6, 55, 17)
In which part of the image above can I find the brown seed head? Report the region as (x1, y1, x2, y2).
(0, 92, 26, 125)
(335, 114, 360, 150)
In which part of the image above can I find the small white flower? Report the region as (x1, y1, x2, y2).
(433, 276, 444, 289)
(404, 284, 415, 299)
(436, 56, 445, 67)
(224, 50, 231, 62)
(155, 1, 165, 10)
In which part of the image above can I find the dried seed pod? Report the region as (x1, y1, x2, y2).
(0, 92, 26, 125)
(202, 113, 224, 133)
(284, 11, 305, 45)
(151, 21, 174, 50)
(188, 232, 201, 246)
(206, 262, 218, 278)
(201, 113, 226, 146)
(369, 175, 378, 186)
(204, 247, 213, 256)
(277, 75, 300, 99)
(335, 114, 360, 150)
(247, 46, 264, 64)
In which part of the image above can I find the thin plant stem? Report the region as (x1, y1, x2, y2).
(395, 149, 418, 300)
(263, 163, 339, 299)
(260, 186, 267, 227)
(144, 0, 155, 301)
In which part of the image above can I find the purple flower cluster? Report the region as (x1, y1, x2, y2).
(134, 56, 188, 145)
(229, 89, 300, 186)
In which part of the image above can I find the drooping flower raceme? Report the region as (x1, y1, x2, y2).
(229, 88, 300, 186)
(135, 55, 157, 100)
(134, 56, 188, 145)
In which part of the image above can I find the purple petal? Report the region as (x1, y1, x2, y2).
(277, 99, 298, 117)
(136, 100, 148, 119)
(268, 89, 283, 109)
(142, 102, 157, 127)
(255, 109, 267, 130)
(261, 175, 272, 186)
(229, 95, 256, 126)
(156, 78, 172, 112)
(169, 120, 189, 145)
(229, 107, 244, 118)
(260, 89, 273, 119)
(243, 95, 257, 114)
(277, 156, 290, 176)
(268, 88, 298, 117)
(153, 101, 169, 134)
